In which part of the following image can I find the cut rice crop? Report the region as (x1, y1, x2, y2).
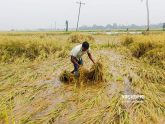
(59, 62, 104, 85)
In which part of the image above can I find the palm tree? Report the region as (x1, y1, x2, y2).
(141, 0, 150, 31)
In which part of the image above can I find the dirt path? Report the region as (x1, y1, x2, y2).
(98, 50, 137, 94)
(97, 49, 145, 114)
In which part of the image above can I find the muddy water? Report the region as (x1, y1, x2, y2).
(42, 77, 61, 88)
(89, 31, 142, 35)
(106, 32, 142, 35)
(97, 50, 138, 98)
(123, 77, 134, 95)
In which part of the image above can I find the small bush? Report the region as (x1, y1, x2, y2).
(68, 33, 95, 43)
(123, 37, 134, 46)
(100, 43, 117, 49)
(130, 41, 155, 58)
(143, 48, 165, 69)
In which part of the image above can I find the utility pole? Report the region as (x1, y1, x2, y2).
(76, 1, 85, 31)
(146, 0, 150, 31)
(66, 20, 69, 32)
(141, 0, 150, 31)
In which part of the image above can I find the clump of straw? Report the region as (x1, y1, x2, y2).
(59, 62, 104, 85)
(88, 62, 104, 82)
(59, 70, 74, 83)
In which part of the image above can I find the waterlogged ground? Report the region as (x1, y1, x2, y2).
(0, 34, 165, 124)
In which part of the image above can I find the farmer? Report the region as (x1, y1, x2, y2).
(70, 41, 95, 76)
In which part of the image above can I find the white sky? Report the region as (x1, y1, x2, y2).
(0, 0, 164, 30)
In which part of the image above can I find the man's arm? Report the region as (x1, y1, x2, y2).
(87, 52, 95, 64)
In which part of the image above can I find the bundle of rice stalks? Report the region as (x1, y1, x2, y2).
(88, 62, 104, 82)
(59, 62, 104, 85)
(59, 70, 74, 83)
(77, 62, 104, 85)
(78, 66, 90, 83)
(68, 33, 95, 43)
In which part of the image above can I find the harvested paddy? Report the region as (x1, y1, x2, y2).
(0, 32, 165, 124)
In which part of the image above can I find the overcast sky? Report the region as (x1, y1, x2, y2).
(0, 0, 164, 30)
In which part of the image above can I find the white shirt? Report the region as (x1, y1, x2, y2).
(70, 44, 91, 59)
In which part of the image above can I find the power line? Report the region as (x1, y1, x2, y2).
(76, 1, 85, 31)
